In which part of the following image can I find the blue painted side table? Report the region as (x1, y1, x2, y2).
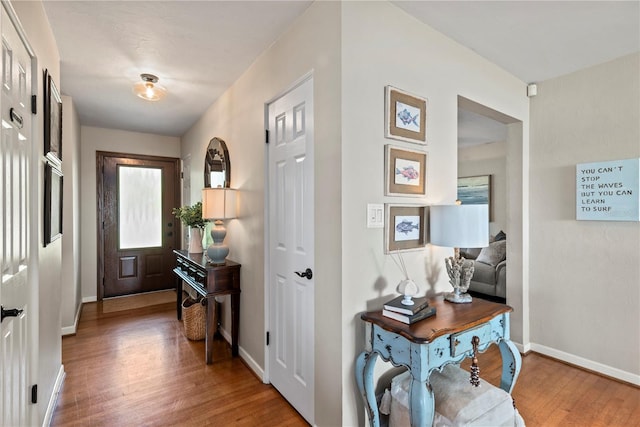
(355, 297, 521, 427)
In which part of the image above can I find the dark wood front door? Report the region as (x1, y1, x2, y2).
(98, 152, 180, 299)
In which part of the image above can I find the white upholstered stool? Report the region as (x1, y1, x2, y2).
(386, 364, 525, 427)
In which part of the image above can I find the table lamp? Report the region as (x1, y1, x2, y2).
(429, 204, 489, 303)
(201, 188, 237, 264)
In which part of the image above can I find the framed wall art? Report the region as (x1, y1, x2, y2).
(44, 162, 63, 246)
(44, 69, 63, 162)
(385, 145, 427, 196)
(457, 175, 492, 221)
(385, 204, 427, 253)
(385, 86, 427, 144)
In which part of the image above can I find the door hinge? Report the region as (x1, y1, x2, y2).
(266, 331, 270, 346)
(31, 384, 37, 404)
(180, 171, 184, 179)
(31, 95, 37, 114)
(265, 129, 270, 144)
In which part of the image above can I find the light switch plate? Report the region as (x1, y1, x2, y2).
(367, 204, 384, 228)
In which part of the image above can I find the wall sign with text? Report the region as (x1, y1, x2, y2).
(576, 158, 639, 221)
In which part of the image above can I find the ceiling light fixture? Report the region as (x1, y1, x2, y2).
(133, 73, 166, 101)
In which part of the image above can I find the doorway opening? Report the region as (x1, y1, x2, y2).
(457, 96, 523, 307)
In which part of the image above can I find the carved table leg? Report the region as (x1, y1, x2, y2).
(498, 339, 522, 394)
(176, 278, 183, 320)
(205, 296, 215, 364)
(231, 292, 240, 357)
(356, 351, 381, 427)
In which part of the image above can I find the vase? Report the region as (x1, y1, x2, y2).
(202, 222, 214, 249)
(188, 227, 204, 253)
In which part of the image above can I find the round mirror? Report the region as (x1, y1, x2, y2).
(204, 137, 230, 188)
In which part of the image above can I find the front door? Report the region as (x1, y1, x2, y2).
(98, 153, 180, 298)
(0, 4, 34, 425)
(267, 77, 315, 424)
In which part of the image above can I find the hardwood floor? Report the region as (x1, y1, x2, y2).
(461, 347, 640, 427)
(52, 301, 639, 427)
(51, 301, 308, 427)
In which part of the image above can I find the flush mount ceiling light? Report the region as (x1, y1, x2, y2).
(133, 73, 166, 101)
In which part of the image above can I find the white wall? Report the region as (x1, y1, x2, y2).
(180, 3, 342, 424)
(459, 141, 507, 236)
(339, 2, 529, 425)
(61, 95, 81, 334)
(529, 53, 640, 384)
(79, 126, 181, 299)
(11, 1, 62, 424)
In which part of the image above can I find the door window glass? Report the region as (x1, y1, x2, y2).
(118, 166, 162, 249)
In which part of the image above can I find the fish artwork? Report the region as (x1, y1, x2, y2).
(396, 220, 419, 235)
(397, 108, 419, 127)
(395, 166, 419, 182)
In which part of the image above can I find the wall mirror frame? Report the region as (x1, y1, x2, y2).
(204, 137, 230, 188)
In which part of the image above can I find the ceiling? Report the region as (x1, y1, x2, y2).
(42, 1, 640, 138)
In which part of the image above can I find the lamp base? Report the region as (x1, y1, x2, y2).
(206, 244, 229, 265)
(445, 291, 473, 304)
(206, 220, 229, 265)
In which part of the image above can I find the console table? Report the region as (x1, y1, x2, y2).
(173, 250, 240, 364)
(356, 297, 521, 427)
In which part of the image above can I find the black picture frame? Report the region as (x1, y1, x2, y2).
(44, 69, 62, 161)
(44, 162, 63, 246)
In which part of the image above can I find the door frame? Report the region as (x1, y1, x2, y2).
(95, 151, 180, 300)
(263, 71, 314, 385)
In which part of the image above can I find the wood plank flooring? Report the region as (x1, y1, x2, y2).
(52, 301, 639, 427)
(51, 301, 308, 427)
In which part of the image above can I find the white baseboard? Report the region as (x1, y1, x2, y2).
(42, 364, 65, 427)
(219, 326, 265, 381)
(512, 341, 531, 354)
(82, 296, 97, 303)
(61, 302, 83, 336)
(530, 342, 640, 386)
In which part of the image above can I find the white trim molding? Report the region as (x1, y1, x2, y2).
(530, 343, 639, 386)
(42, 365, 65, 427)
(61, 303, 83, 336)
(219, 326, 264, 382)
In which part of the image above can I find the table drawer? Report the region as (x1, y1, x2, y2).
(450, 322, 491, 357)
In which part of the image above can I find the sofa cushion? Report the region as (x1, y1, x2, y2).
(460, 247, 482, 260)
(476, 240, 506, 266)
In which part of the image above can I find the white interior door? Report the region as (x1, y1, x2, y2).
(267, 77, 314, 424)
(0, 4, 34, 426)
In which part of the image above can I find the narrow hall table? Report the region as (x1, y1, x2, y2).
(173, 250, 240, 364)
(355, 297, 521, 427)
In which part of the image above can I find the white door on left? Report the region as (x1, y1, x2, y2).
(0, 4, 34, 426)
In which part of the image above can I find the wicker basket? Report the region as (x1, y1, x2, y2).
(182, 297, 206, 341)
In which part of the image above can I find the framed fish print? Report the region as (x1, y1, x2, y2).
(385, 204, 427, 253)
(385, 86, 427, 144)
(385, 145, 427, 197)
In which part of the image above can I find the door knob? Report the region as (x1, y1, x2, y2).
(294, 268, 313, 280)
(1, 306, 24, 322)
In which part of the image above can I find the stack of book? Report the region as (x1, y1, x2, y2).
(382, 295, 436, 324)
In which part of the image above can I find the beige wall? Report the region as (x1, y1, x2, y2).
(529, 53, 640, 383)
(61, 96, 81, 334)
(459, 141, 507, 236)
(79, 126, 181, 299)
(340, 2, 530, 425)
(180, 2, 342, 424)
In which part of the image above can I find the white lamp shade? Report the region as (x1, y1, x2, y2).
(429, 204, 489, 248)
(201, 188, 237, 220)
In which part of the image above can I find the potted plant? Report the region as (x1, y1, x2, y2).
(172, 202, 206, 253)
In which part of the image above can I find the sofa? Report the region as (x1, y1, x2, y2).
(461, 234, 507, 300)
